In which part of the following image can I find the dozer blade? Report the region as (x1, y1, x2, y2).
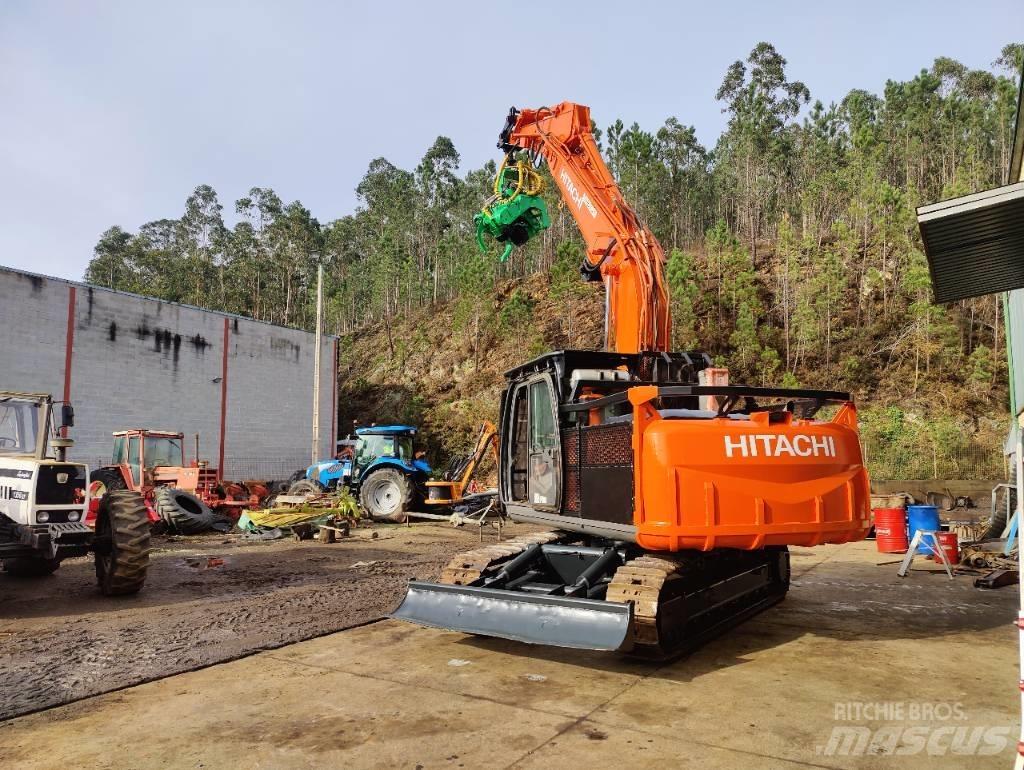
(392, 580, 634, 651)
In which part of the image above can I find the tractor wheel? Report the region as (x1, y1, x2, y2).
(359, 468, 413, 522)
(288, 479, 325, 497)
(154, 486, 215, 534)
(94, 490, 151, 596)
(89, 467, 127, 499)
(2, 556, 61, 577)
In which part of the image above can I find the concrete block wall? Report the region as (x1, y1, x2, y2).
(0, 266, 336, 479)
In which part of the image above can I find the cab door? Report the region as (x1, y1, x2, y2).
(505, 375, 561, 509)
(527, 379, 559, 507)
(126, 434, 142, 488)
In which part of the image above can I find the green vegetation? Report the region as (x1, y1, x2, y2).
(86, 43, 1024, 479)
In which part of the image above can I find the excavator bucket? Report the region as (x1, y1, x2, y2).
(392, 580, 634, 651)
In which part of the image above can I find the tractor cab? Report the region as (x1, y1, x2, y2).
(352, 426, 428, 479)
(0, 393, 50, 461)
(109, 429, 188, 490)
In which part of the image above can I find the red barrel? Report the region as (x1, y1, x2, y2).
(932, 531, 959, 565)
(874, 508, 908, 553)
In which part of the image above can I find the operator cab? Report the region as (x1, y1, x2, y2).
(0, 394, 47, 459)
(111, 430, 184, 489)
(354, 426, 418, 474)
(500, 349, 711, 530)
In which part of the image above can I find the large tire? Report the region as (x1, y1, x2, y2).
(2, 557, 61, 577)
(359, 468, 413, 522)
(94, 490, 150, 596)
(984, 487, 1016, 539)
(89, 467, 126, 498)
(154, 486, 215, 534)
(288, 479, 325, 497)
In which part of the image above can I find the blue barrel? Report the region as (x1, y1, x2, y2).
(906, 505, 940, 554)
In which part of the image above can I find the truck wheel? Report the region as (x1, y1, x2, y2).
(89, 467, 126, 498)
(154, 486, 215, 534)
(288, 479, 325, 496)
(94, 490, 151, 596)
(360, 468, 413, 522)
(2, 557, 61, 577)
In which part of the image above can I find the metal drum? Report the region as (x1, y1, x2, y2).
(874, 508, 908, 553)
(906, 504, 941, 553)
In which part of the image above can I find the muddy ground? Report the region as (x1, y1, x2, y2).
(0, 521, 505, 721)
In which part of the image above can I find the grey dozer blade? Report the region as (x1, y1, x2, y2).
(393, 581, 633, 651)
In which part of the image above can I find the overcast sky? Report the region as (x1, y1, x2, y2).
(1, 1, 1018, 280)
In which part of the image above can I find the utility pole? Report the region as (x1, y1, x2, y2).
(312, 261, 323, 465)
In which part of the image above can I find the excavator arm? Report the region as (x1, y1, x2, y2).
(493, 103, 672, 354)
(423, 421, 498, 507)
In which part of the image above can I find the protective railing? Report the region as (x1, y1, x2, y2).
(860, 440, 1006, 481)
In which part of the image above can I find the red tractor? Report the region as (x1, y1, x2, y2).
(88, 429, 267, 533)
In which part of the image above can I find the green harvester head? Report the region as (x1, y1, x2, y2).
(474, 158, 551, 261)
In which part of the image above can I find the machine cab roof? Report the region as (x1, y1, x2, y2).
(355, 425, 417, 436)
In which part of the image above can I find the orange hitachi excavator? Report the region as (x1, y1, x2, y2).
(394, 103, 870, 656)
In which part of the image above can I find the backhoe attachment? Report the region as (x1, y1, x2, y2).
(474, 156, 550, 261)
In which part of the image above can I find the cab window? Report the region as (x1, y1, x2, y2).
(357, 435, 395, 467)
(112, 436, 127, 465)
(527, 381, 559, 506)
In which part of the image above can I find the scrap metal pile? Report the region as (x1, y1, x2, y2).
(238, 487, 361, 542)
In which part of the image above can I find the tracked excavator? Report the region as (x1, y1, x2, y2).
(394, 103, 870, 656)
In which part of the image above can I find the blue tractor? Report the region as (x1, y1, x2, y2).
(288, 425, 431, 521)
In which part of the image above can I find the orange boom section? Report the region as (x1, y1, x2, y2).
(503, 103, 671, 354)
(628, 388, 871, 551)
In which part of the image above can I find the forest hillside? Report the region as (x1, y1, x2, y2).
(85, 42, 1024, 479)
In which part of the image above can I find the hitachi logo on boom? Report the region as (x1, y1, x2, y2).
(724, 434, 836, 458)
(559, 169, 598, 219)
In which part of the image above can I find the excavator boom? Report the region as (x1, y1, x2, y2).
(489, 104, 671, 354)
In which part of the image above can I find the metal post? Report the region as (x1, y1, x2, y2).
(312, 262, 324, 466)
(1015, 413, 1024, 770)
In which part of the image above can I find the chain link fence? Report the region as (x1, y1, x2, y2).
(221, 459, 306, 481)
(860, 440, 1006, 481)
(81, 457, 306, 483)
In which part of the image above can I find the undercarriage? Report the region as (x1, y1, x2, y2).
(394, 532, 790, 658)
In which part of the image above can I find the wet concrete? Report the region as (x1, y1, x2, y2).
(0, 541, 1017, 769)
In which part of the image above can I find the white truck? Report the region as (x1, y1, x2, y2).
(0, 392, 150, 594)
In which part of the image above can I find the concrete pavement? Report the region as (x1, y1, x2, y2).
(0, 541, 1016, 769)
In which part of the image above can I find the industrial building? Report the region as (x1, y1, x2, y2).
(0, 265, 337, 479)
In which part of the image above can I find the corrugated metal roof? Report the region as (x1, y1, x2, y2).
(917, 180, 1024, 303)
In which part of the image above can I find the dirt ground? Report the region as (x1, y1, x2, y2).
(0, 520, 504, 721)
(0, 539, 1017, 769)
